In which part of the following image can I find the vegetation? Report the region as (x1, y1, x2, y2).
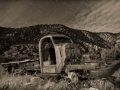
(0, 24, 119, 55)
(0, 24, 119, 63)
(0, 73, 120, 90)
(0, 24, 120, 90)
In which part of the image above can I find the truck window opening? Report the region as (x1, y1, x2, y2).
(53, 37, 71, 44)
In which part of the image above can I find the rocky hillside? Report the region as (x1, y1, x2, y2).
(0, 24, 119, 61)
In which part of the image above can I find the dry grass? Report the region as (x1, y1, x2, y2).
(0, 64, 120, 90)
(0, 73, 120, 90)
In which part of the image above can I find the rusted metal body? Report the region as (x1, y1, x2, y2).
(1, 34, 120, 78)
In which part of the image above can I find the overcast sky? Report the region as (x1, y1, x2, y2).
(0, 0, 120, 33)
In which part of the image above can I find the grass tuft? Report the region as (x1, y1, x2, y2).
(0, 72, 120, 90)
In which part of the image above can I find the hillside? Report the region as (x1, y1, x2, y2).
(0, 24, 120, 61)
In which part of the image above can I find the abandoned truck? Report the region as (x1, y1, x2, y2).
(1, 34, 120, 78)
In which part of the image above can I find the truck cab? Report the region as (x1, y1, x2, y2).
(39, 34, 73, 74)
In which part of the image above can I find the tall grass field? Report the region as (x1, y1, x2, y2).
(0, 68, 120, 90)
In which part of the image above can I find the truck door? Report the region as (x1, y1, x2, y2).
(41, 38, 56, 73)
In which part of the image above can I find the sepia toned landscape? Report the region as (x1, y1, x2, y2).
(0, 0, 120, 90)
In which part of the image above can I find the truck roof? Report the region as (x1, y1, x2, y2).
(45, 34, 69, 37)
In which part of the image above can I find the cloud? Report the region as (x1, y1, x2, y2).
(71, 0, 120, 33)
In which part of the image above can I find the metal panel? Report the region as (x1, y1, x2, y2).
(42, 65, 56, 73)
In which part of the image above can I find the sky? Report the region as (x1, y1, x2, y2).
(0, 0, 120, 33)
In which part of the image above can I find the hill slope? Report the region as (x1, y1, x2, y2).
(0, 24, 119, 56)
